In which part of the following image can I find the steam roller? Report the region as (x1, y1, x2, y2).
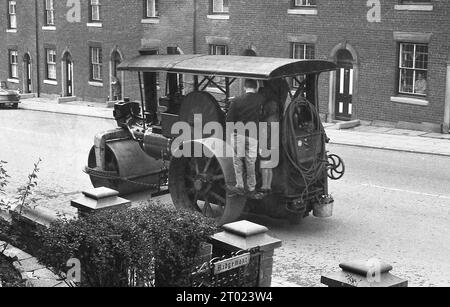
(85, 52, 345, 226)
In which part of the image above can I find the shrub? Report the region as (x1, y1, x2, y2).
(36, 203, 218, 287)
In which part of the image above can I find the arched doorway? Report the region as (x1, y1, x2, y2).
(23, 53, 32, 94)
(329, 43, 359, 122)
(335, 49, 354, 120)
(110, 49, 123, 101)
(62, 51, 74, 97)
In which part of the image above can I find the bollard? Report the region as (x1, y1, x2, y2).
(321, 260, 408, 287)
(71, 187, 131, 217)
(210, 220, 282, 287)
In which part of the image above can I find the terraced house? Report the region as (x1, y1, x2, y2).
(1, 0, 449, 133)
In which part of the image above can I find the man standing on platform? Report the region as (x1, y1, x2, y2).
(226, 79, 265, 199)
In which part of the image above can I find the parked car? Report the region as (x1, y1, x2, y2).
(0, 81, 20, 109)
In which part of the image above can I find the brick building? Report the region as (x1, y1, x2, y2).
(1, 0, 450, 132)
(0, 0, 153, 103)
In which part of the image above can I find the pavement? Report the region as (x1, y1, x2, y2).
(19, 97, 450, 157)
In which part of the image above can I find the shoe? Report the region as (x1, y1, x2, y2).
(227, 186, 245, 196)
(248, 190, 264, 200)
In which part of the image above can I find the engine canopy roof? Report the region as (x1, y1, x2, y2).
(118, 54, 336, 80)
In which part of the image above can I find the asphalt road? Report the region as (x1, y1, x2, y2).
(0, 109, 449, 286)
(270, 145, 450, 287)
(0, 109, 116, 214)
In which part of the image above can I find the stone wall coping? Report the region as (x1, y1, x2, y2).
(222, 220, 269, 237)
(211, 231, 282, 252)
(82, 187, 119, 200)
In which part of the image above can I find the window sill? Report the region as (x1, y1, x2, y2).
(7, 78, 19, 84)
(42, 26, 56, 31)
(207, 14, 230, 20)
(6, 29, 17, 33)
(87, 22, 103, 28)
(391, 96, 429, 106)
(43, 80, 58, 86)
(287, 8, 318, 15)
(394, 4, 433, 11)
(89, 81, 103, 87)
(141, 18, 160, 24)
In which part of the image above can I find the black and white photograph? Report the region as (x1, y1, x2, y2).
(0, 0, 449, 293)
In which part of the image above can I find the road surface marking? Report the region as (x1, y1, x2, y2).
(360, 183, 450, 199)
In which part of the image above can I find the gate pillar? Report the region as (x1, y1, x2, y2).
(210, 220, 282, 287)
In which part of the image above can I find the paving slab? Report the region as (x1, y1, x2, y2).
(326, 129, 450, 157)
(19, 99, 113, 120)
(26, 279, 62, 288)
(423, 133, 450, 140)
(2, 245, 33, 261)
(13, 257, 46, 273)
(385, 129, 428, 136)
(31, 268, 60, 280)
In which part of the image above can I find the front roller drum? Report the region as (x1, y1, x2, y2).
(87, 139, 166, 195)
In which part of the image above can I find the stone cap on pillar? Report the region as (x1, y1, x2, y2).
(71, 187, 131, 213)
(211, 220, 282, 252)
(321, 260, 408, 287)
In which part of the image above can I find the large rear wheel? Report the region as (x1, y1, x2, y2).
(169, 155, 247, 225)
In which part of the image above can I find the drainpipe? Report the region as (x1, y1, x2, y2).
(34, 0, 41, 97)
(193, 0, 197, 54)
(444, 62, 450, 133)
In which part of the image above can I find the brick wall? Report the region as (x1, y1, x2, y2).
(1, 0, 449, 126)
(228, 0, 450, 126)
(0, 0, 37, 92)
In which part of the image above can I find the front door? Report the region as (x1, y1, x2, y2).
(335, 66, 353, 121)
(24, 56, 32, 93)
(65, 60, 73, 97)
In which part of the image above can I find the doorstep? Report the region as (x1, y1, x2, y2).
(57, 96, 78, 104)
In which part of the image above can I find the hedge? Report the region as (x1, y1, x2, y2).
(36, 202, 218, 287)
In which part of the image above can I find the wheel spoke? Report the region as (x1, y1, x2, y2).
(193, 159, 200, 174)
(212, 174, 224, 181)
(203, 158, 212, 173)
(193, 193, 201, 212)
(203, 199, 212, 217)
(209, 191, 226, 205)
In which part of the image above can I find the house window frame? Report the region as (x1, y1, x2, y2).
(44, 0, 55, 26)
(89, 0, 101, 22)
(90, 46, 103, 82)
(7, 1, 17, 29)
(395, 0, 433, 11)
(292, 0, 317, 8)
(291, 42, 315, 87)
(144, 0, 159, 18)
(399, 0, 431, 4)
(210, 0, 229, 14)
(45, 48, 57, 81)
(397, 42, 429, 97)
(8, 49, 19, 79)
(209, 44, 228, 56)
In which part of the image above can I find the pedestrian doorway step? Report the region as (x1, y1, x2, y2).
(19, 93, 37, 99)
(57, 96, 78, 104)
